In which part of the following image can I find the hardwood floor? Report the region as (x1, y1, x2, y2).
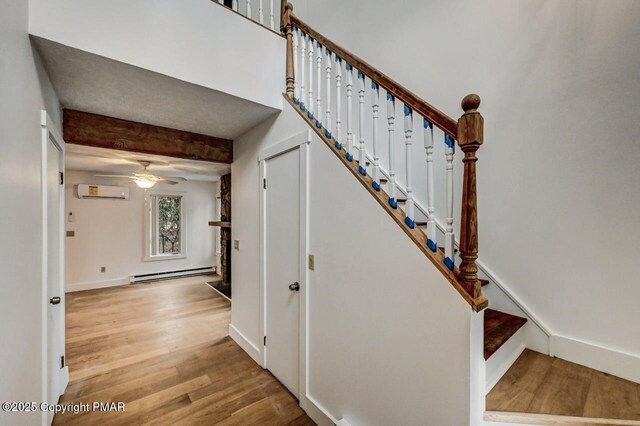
(55, 275, 314, 425)
(486, 349, 640, 424)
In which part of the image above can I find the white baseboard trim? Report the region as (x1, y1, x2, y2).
(301, 393, 338, 426)
(228, 324, 262, 365)
(550, 335, 640, 384)
(65, 277, 130, 293)
(60, 366, 69, 396)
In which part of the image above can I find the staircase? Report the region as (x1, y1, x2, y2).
(279, 2, 536, 362)
(207, 1, 640, 424)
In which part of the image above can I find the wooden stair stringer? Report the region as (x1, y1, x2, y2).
(285, 94, 487, 311)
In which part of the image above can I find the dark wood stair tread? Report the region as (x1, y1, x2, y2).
(484, 309, 527, 360)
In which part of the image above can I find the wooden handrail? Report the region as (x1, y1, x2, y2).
(289, 14, 458, 137)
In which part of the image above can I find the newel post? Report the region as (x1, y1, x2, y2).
(456, 94, 483, 299)
(282, 3, 294, 99)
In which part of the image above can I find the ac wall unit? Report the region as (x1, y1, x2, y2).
(77, 184, 130, 200)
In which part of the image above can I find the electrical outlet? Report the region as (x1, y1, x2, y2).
(100, 266, 106, 273)
(234, 240, 239, 250)
(308, 254, 315, 271)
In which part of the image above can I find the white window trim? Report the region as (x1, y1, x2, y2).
(144, 190, 187, 262)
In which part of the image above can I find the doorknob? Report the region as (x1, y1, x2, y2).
(49, 297, 61, 305)
(288, 282, 300, 291)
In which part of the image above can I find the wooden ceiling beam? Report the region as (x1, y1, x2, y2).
(63, 109, 233, 164)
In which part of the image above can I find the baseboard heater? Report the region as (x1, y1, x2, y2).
(130, 266, 216, 283)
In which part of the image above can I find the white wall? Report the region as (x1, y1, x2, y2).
(294, 0, 640, 365)
(0, 1, 61, 424)
(29, 0, 285, 110)
(232, 104, 474, 424)
(65, 171, 218, 291)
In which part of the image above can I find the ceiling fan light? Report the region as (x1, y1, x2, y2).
(134, 178, 156, 189)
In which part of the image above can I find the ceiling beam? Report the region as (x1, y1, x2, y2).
(63, 109, 233, 164)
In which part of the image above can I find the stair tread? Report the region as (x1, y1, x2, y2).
(484, 309, 527, 360)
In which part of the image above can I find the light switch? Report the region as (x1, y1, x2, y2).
(66, 230, 75, 237)
(308, 254, 315, 271)
(234, 240, 240, 250)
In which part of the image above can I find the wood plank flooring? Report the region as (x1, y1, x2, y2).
(486, 349, 640, 423)
(54, 275, 314, 425)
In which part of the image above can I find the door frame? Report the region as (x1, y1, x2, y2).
(258, 130, 310, 403)
(40, 110, 68, 425)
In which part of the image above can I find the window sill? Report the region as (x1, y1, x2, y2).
(144, 254, 187, 262)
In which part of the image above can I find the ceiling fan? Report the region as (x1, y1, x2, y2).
(94, 160, 186, 189)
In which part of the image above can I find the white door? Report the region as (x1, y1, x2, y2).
(46, 132, 64, 421)
(264, 148, 300, 397)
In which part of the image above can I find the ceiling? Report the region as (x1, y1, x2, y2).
(65, 145, 230, 182)
(33, 36, 279, 139)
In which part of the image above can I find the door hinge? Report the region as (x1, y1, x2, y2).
(263, 336, 267, 346)
(60, 355, 65, 369)
(263, 178, 267, 189)
(59, 172, 64, 185)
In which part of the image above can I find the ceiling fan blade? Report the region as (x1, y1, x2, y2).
(159, 176, 187, 181)
(93, 174, 135, 179)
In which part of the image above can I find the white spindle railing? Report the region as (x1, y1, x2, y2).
(387, 93, 397, 208)
(292, 27, 299, 105)
(444, 134, 455, 270)
(424, 119, 436, 252)
(403, 105, 415, 228)
(371, 82, 380, 190)
(345, 64, 354, 161)
(299, 31, 306, 111)
(334, 56, 342, 149)
(269, 0, 274, 29)
(307, 36, 314, 120)
(357, 71, 366, 176)
(218, 0, 280, 32)
(289, 25, 468, 274)
(315, 42, 323, 128)
(325, 49, 332, 138)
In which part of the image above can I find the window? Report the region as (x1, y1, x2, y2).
(145, 193, 186, 261)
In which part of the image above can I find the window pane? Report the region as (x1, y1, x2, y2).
(157, 196, 181, 254)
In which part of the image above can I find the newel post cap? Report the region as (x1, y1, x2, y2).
(461, 94, 481, 113)
(457, 94, 483, 147)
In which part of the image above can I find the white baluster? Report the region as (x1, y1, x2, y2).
(444, 133, 456, 270)
(345, 64, 354, 161)
(299, 32, 306, 111)
(315, 42, 322, 127)
(292, 27, 299, 105)
(269, 0, 274, 30)
(307, 37, 314, 120)
(371, 82, 380, 190)
(424, 119, 437, 251)
(335, 56, 343, 150)
(357, 71, 366, 175)
(404, 105, 415, 228)
(246, 0, 251, 18)
(258, 0, 263, 24)
(387, 93, 397, 207)
(325, 49, 332, 139)
(232, 0, 238, 11)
